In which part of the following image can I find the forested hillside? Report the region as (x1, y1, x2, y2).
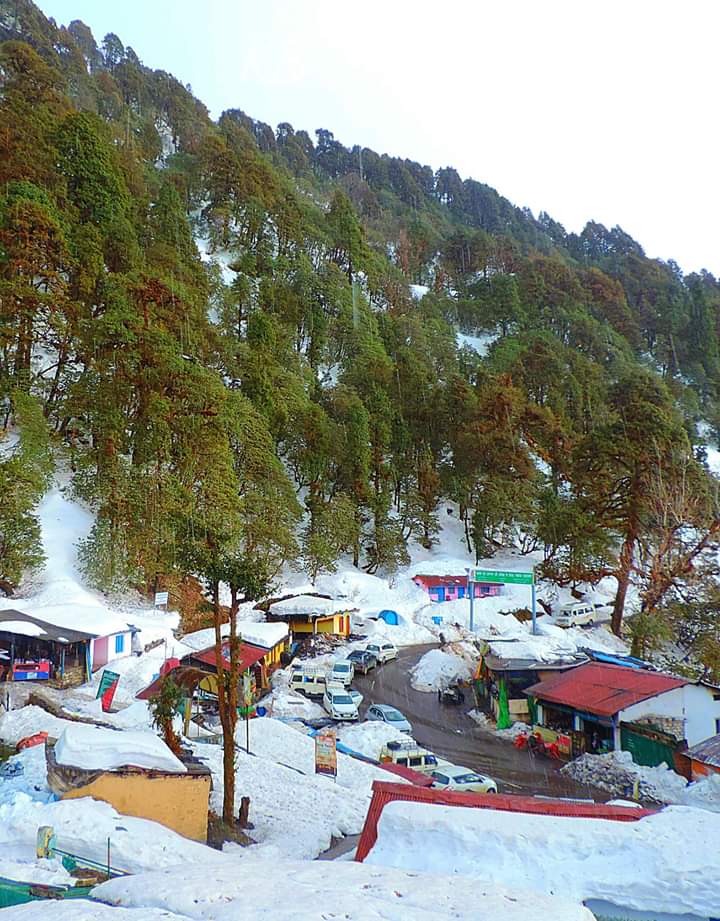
(1, 0, 719, 669)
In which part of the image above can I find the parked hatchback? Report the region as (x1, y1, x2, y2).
(366, 703, 412, 735)
(430, 764, 497, 794)
(347, 650, 378, 674)
(365, 641, 398, 664)
(323, 685, 359, 721)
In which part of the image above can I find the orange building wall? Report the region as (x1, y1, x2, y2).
(61, 770, 211, 842)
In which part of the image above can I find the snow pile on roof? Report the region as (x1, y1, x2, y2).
(182, 620, 288, 652)
(54, 724, 186, 774)
(411, 647, 474, 691)
(0, 619, 44, 637)
(269, 594, 342, 617)
(563, 749, 720, 812)
(92, 853, 594, 921)
(409, 283, 429, 300)
(192, 717, 406, 858)
(366, 799, 720, 919)
(337, 721, 410, 760)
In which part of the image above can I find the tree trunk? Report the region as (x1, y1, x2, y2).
(212, 580, 237, 827)
(611, 529, 636, 636)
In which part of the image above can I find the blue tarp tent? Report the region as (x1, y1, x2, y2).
(378, 609, 399, 626)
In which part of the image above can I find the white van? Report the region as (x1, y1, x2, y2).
(555, 601, 595, 628)
(379, 739, 440, 774)
(290, 666, 327, 698)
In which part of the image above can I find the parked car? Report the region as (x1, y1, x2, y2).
(366, 703, 412, 735)
(323, 685, 359, 721)
(329, 659, 354, 686)
(290, 666, 327, 698)
(555, 601, 595, 628)
(365, 641, 398, 664)
(347, 649, 378, 674)
(438, 684, 465, 705)
(379, 739, 439, 773)
(430, 764, 497, 793)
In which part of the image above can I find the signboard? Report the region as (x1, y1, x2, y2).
(314, 729, 337, 778)
(242, 671, 254, 709)
(154, 591, 169, 607)
(96, 669, 120, 712)
(471, 568, 534, 585)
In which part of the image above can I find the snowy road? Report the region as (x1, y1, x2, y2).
(353, 645, 609, 800)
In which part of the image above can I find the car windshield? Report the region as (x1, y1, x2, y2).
(455, 772, 483, 783)
(334, 663, 350, 672)
(384, 709, 405, 721)
(332, 694, 353, 705)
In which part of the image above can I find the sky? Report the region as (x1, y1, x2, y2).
(37, 0, 720, 276)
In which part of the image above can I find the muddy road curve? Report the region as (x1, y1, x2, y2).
(353, 644, 608, 800)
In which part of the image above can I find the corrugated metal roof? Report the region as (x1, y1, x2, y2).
(184, 641, 268, 672)
(687, 733, 720, 768)
(524, 662, 687, 717)
(355, 781, 655, 862)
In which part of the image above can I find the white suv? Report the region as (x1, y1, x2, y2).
(329, 660, 354, 687)
(323, 685, 359, 721)
(365, 641, 398, 664)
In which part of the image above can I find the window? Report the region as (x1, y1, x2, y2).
(409, 757, 422, 767)
(716, 717, 720, 734)
(397, 757, 408, 766)
(431, 773, 448, 784)
(115, 634, 124, 654)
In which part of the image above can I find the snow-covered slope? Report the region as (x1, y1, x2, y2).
(91, 855, 594, 921)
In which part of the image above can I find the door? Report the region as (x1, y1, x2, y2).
(92, 636, 109, 671)
(620, 723, 676, 768)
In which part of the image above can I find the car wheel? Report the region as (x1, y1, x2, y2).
(486, 788, 497, 794)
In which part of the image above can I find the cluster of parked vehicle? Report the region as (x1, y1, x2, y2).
(290, 640, 497, 795)
(378, 739, 498, 794)
(290, 641, 399, 721)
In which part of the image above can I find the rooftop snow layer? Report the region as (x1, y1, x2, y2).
(366, 799, 720, 919)
(268, 595, 343, 617)
(182, 620, 288, 651)
(54, 724, 187, 774)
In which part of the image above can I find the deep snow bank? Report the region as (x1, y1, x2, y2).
(366, 800, 720, 918)
(410, 647, 474, 691)
(92, 854, 595, 921)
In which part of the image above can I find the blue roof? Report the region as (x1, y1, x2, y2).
(585, 650, 651, 670)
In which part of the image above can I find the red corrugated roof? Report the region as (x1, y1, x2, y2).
(355, 781, 654, 862)
(525, 662, 687, 717)
(189, 641, 268, 672)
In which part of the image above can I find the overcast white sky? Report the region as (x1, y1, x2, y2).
(38, 0, 720, 275)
